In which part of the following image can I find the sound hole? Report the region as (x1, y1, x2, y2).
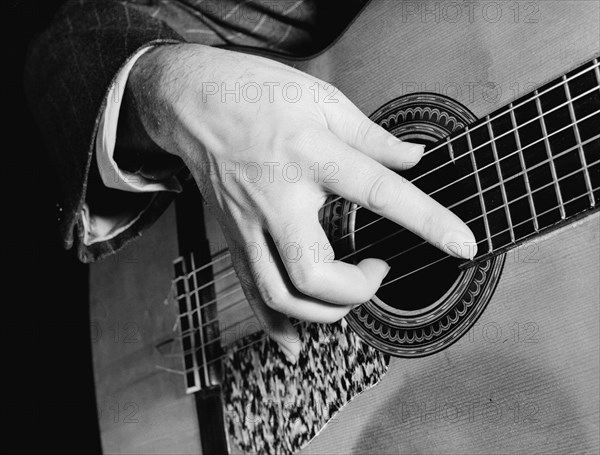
(326, 93, 505, 357)
(352, 137, 462, 312)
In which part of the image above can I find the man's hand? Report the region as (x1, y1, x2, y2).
(123, 44, 476, 362)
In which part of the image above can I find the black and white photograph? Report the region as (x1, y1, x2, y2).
(5, 0, 599, 453)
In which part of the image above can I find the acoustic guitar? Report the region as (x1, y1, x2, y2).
(90, 1, 600, 453)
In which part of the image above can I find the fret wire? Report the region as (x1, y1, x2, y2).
(191, 250, 230, 274)
(339, 136, 599, 260)
(171, 251, 231, 287)
(382, 155, 599, 267)
(181, 182, 600, 371)
(481, 160, 599, 244)
(183, 126, 600, 319)
(183, 81, 600, 282)
(447, 137, 456, 163)
(195, 133, 600, 335)
(180, 258, 201, 391)
(172, 260, 235, 286)
(339, 82, 599, 239)
(338, 108, 599, 245)
(175, 177, 598, 367)
(509, 102, 539, 232)
(194, 268, 237, 293)
(181, 64, 600, 281)
(475, 190, 598, 261)
(172, 257, 188, 298)
(534, 90, 566, 219)
(333, 85, 596, 237)
(466, 127, 494, 252)
(563, 75, 594, 207)
(189, 254, 211, 387)
(422, 62, 600, 173)
(185, 83, 600, 282)
(374, 166, 590, 284)
(169, 61, 600, 374)
(487, 116, 516, 242)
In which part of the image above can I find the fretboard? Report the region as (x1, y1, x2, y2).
(437, 58, 599, 261)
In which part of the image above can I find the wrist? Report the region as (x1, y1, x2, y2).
(125, 43, 212, 155)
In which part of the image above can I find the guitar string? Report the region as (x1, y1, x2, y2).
(172, 181, 598, 373)
(165, 60, 600, 381)
(173, 107, 597, 323)
(177, 64, 600, 281)
(175, 154, 599, 340)
(176, 127, 600, 333)
(174, 107, 600, 306)
(177, 68, 600, 285)
(165, 63, 595, 352)
(175, 126, 600, 336)
(338, 128, 600, 258)
(174, 96, 600, 311)
(294, 60, 600, 216)
(303, 108, 600, 244)
(169, 178, 599, 377)
(172, 154, 599, 341)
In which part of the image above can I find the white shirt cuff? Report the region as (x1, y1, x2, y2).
(82, 45, 182, 246)
(96, 45, 183, 193)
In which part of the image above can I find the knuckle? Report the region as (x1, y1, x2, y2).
(365, 174, 396, 212)
(288, 264, 322, 296)
(355, 288, 375, 305)
(259, 283, 290, 313)
(354, 117, 375, 144)
(288, 127, 320, 152)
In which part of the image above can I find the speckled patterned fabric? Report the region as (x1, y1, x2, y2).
(222, 319, 389, 454)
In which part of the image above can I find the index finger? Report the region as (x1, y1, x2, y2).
(316, 131, 477, 259)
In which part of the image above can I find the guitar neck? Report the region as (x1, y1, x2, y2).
(437, 57, 600, 263)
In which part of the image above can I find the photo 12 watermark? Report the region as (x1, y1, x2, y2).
(398, 1, 541, 24)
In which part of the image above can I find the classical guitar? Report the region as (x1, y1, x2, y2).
(90, 1, 600, 453)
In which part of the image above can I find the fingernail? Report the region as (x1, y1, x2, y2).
(408, 143, 426, 157)
(279, 344, 297, 364)
(387, 136, 424, 155)
(383, 264, 392, 279)
(442, 230, 478, 260)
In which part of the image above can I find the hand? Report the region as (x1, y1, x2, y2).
(124, 43, 477, 362)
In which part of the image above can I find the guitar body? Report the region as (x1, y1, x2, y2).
(90, 1, 600, 453)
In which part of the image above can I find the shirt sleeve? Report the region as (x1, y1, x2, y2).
(82, 45, 182, 246)
(95, 45, 182, 194)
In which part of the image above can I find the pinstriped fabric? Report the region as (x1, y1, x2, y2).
(25, 0, 184, 261)
(24, 0, 365, 262)
(177, 0, 317, 52)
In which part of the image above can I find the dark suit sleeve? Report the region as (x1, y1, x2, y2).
(25, 0, 367, 263)
(24, 0, 185, 263)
